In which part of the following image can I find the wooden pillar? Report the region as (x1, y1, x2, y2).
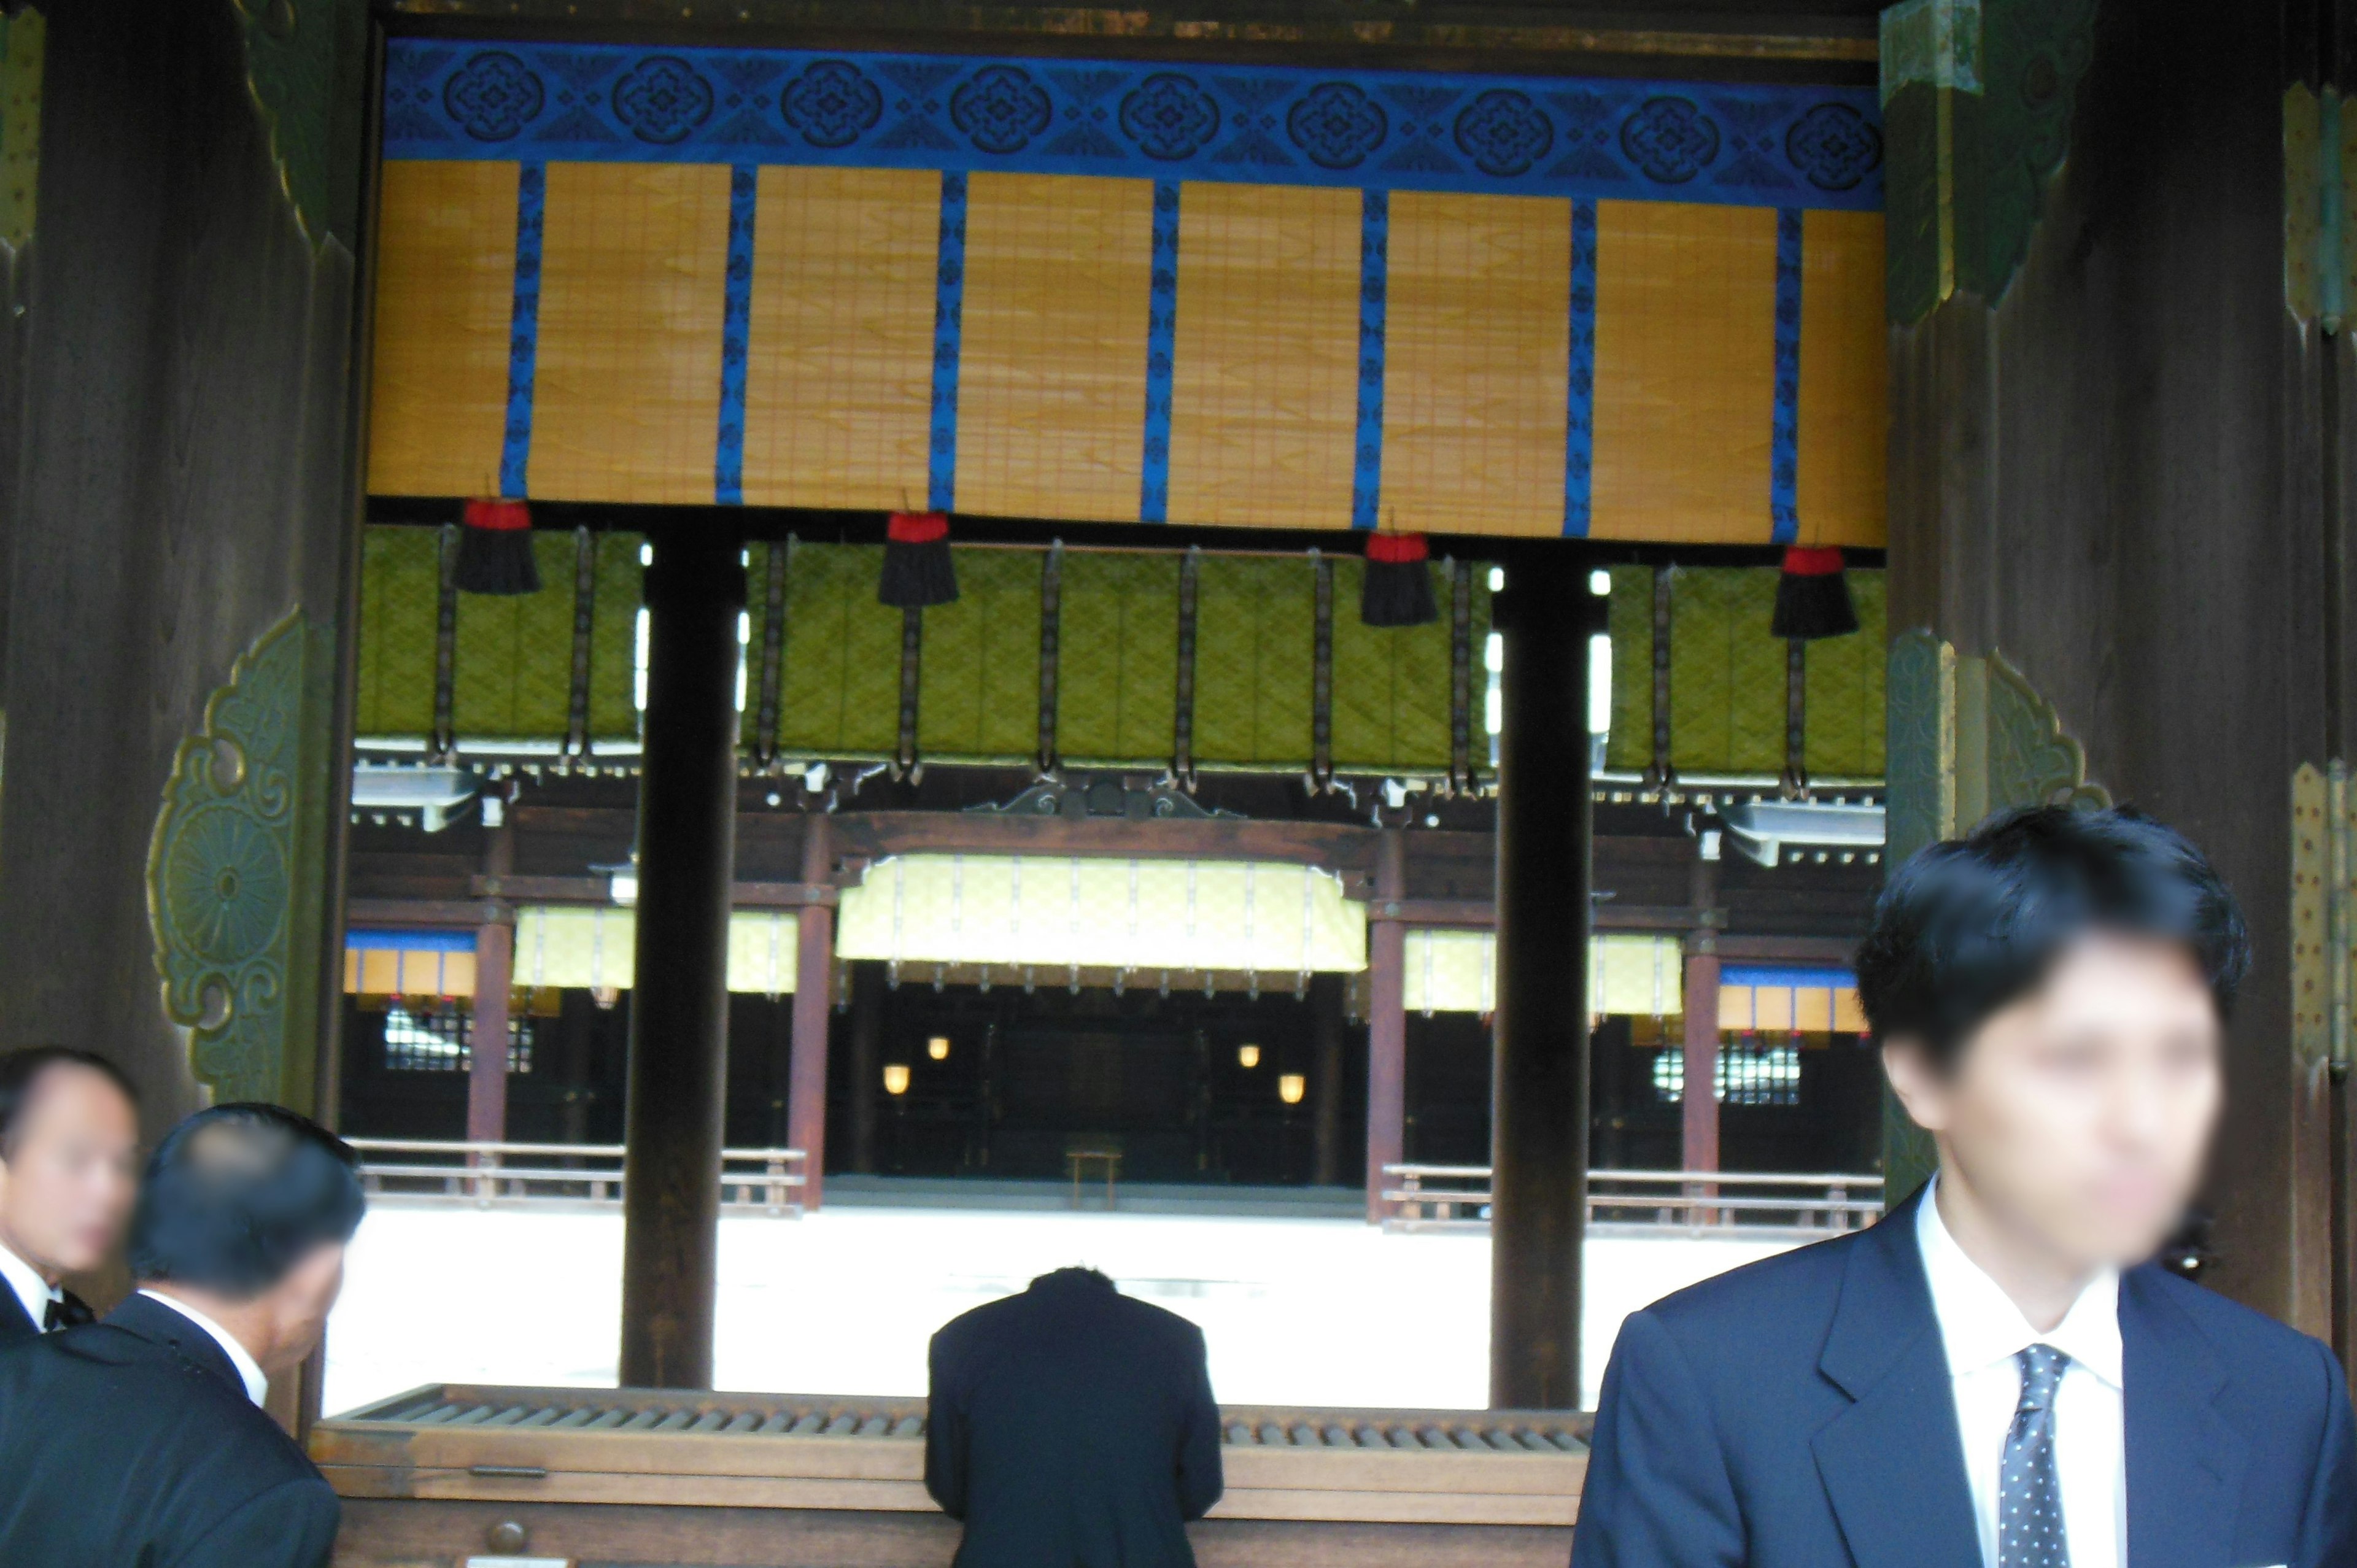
(466, 819, 515, 1148)
(1364, 830, 1408, 1222)
(1681, 849, 1721, 1179)
(467, 923, 514, 1146)
(619, 531, 744, 1390)
(789, 813, 834, 1210)
(1310, 971, 1347, 1188)
(1680, 950, 1721, 1174)
(848, 962, 884, 1174)
(1681, 948, 1722, 1229)
(1490, 551, 1592, 1411)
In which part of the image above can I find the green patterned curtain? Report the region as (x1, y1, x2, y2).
(354, 525, 642, 743)
(916, 549, 1042, 764)
(1056, 552, 1182, 768)
(1330, 559, 1482, 773)
(1193, 555, 1316, 769)
(1803, 571, 1886, 780)
(1605, 564, 1887, 780)
(582, 533, 643, 740)
(358, 531, 1488, 773)
(1604, 564, 1656, 774)
(354, 526, 439, 737)
(775, 541, 902, 759)
(452, 533, 589, 738)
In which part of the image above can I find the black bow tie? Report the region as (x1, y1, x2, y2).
(42, 1292, 92, 1332)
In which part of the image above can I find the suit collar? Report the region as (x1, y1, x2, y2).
(0, 1239, 55, 1335)
(103, 1291, 253, 1402)
(1809, 1185, 1984, 1568)
(2120, 1266, 2245, 1568)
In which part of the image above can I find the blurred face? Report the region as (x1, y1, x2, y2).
(0, 1065, 140, 1277)
(1884, 931, 2222, 1272)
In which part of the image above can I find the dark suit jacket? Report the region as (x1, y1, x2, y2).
(0, 1292, 339, 1567)
(1573, 1187, 2357, 1568)
(926, 1268, 1223, 1568)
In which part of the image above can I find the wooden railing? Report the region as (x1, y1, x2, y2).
(347, 1139, 805, 1216)
(1380, 1165, 1884, 1235)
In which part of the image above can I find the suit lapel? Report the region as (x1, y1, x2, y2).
(1810, 1191, 1984, 1568)
(0, 1283, 37, 1343)
(2121, 1268, 2245, 1568)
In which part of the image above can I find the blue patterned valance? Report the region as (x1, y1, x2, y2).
(384, 41, 1885, 210)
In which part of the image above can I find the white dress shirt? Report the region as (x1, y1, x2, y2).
(0, 1240, 57, 1332)
(1918, 1179, 2126, 1568)
(138, 1289, 269, 1407)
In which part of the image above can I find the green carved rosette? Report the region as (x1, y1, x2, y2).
(147, 611, 337, 1110)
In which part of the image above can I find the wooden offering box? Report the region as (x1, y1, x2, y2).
(315, 1383, 1585, 1567)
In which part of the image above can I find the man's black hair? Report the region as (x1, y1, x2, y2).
(0, 1047, 138, 1160)
(1855, 805, 2250, 1065)
(127, 1104, 365, 1297)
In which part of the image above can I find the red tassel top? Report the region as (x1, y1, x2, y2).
(1779, 546, 1844, 577)
(1365, 531, 1430, 565)
(887, 511, 950, 544)
(463, 499, 532, 533)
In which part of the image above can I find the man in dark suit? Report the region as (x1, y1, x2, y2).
(0, 1102, 366, 1566)
(0, 1046, 140, 1342)
(926, 1265, 1223, 1567)
(1574, 807, 2357, 1568)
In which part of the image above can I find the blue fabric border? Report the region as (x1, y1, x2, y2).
(1722, 964, 1854, 991)
(716, 164, 759, 505)
(1350, 189, 1388, 533)
(1140, 180, 1182, 524)
(927, 171, 968, 513)
(348, 929, 479, 953)
(1563, 198, 1598, 538)
(498, 162, 546, 499)
(386, 42, 1884, 212)
(1769, 206, 1803, 543)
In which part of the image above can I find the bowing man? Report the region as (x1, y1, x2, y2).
(0, 1046, 140, 1342)
(1573, 806, 2357, 1568)
(927, 1265, 1224, 1568)
(0, 1102, 366, 1567)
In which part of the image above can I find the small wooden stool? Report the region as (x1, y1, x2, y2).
(1064, 1141, 1123, 1208)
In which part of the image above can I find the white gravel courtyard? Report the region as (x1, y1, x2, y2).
(323, 1203, 1802, 1417)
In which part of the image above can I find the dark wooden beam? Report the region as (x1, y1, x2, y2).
(619, 531, 745, 1390)
(1489, 553, 1592, 1412)
(378, 0, 1881, 78)
(347, 898, 509, 929)
(469, 874, 837, 907)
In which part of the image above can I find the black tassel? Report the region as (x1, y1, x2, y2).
(880, 511, 958, 608)
(454, 500, 541, 596)
(1361, 532, 1437, 627)
(1770, 546, 1857, 639)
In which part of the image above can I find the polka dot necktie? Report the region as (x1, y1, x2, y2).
(1999, 1344, 2072, 1568)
